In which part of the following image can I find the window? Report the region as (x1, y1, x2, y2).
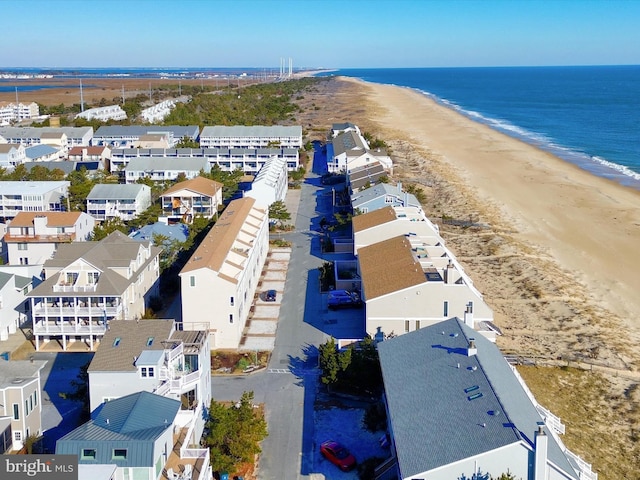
(443, 301, 449, 317)
(146, 337, 154, 346)
(81, 449, 96, 460)
(229, 314, 233, 324)
(190, 276, 195, 287)
(65, 272, 78, 285)
(18, 243, 28, 250)
(88, 272, 99, 284)
(112, 449, 127, 460)
(14, 431, 21, 442)
(13, 404, 19, 420)
(415, 320, 421, 330)
(141, 367, 155, 378)
(34, 391, 37, 407)
(148, 367, 154, 377)
(113, 337, 121, 347)
(405, 320, 410, 333)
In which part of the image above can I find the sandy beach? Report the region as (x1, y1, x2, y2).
(317, 77, 640, 371)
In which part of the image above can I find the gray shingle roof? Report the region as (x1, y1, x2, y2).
(94, 125, 199, 138)
(200, 125, 302, 138)
(377, 318, 578, 479)
(0, 358, 47, 388)
(87, 183, 149, 200)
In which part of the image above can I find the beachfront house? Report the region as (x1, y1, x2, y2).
(244, 155, 288, 207)
(199, 125, 302, 149)
(4, 211, 95, 266)
(358, 234, 494, 339)
(56, 390, 212, 480)
(326, 129, 393, 174)
(0, 358, 47, 452)
(159, 176, 223, 224)
(347, 161, 388, 193)
(375, 318, 596, 480)
(87, 319, 211, 441)
(330, 122, 361, 138)
(92, 125, 199, 148)
(0, 181, 70, 223)
(124, 157, 209, 184)
(86, 184, 152, 222)
(180, 197, 269, 349)
(26, 231, 161, 351)
(351, 183, 422, 214)
(0, 143, 27, 168)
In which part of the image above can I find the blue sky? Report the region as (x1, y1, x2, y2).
(3, 0, 640, 68)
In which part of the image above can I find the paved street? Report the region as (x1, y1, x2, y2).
(211, 144, 365, 479)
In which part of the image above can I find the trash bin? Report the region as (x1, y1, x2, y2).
(220, 473, 229, 480)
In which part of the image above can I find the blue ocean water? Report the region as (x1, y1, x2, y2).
(326, 66, 640, 189)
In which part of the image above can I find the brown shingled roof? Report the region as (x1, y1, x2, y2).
(162, 176, 223, 198)
(68, 146, 108, 155)
(87, 319, 175, 372)
(9, 211, 83, 227)
(358, 235, 426, 300)
(352, 206, 396, 233)
(180, 197, 264, 275)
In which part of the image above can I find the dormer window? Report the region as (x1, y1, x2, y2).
(65, 272, 78, 285)
(87, 272, 99, 284)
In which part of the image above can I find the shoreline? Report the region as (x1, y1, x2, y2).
(340, 76, 640, 364)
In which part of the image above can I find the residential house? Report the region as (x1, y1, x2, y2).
(110, 146, 299, 173)
(129, 222, 189, 245)
(0, 101, 39, 125)
(39, 131, 68, 153)
(375, 318, 596, 480)
(4, 211, 95, 266)
(86, 184, 152, 222)
(24, 161, 78, 176)
(199, 125, 302, 149)
(358, 235, 494, 339)
(347, 161, 388, 193)
(0, 143, 27, 168)
(330, 122, 361, 138)
(124, 157, 208, 184)
(86, 319, 211, 442)
(0, 181, 70, 222)
(352, 206, 441, 256)
(25, 144, 62, 162)
(56, 390, 212, 480)
(0, 126, 93, 149)
(133, 133, 170, 149)
(75, 105, 127, 122)
(160, 176, 223, 224)
(92, 125, 199, 148)
(244, 155, 288, 207)
(0, 269, 34, 341)
(68, 146, 111, 170)
(351, 183, 422, 214)
(180, 197, 269, 349)
(141, 99, 177, 123)
(0, 358, 47, 452)
(26, 231, 161, 351)
(326, 129, 393, 173)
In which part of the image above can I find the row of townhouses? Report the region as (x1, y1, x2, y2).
(0, 101, 40, 126)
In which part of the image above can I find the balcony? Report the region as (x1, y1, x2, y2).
(33, 320, 107, 336)
(52, 284, 97, 293)
(33, 299, 122, 317)
(4, 233, 74, 243)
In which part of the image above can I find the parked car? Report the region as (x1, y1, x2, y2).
(265, 290, 277, 302)
(327, 290, 362, 310)
(320, 440, 356, 471)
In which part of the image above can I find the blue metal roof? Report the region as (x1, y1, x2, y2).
(25, 144, 59, 159)
(129, 222, 189, 244)
(377, 318, 578, 479)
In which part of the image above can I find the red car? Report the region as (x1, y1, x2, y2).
(320, 440, 357, 471)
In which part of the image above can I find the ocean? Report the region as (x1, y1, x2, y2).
(324, 66, 640, 190)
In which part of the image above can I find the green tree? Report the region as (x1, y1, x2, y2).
(268, 200, 291, 227)
(204, 392, 268, 474)
(152, 233, 185, 272)
(91, 217, 128, 241)
(318, 337, 352, 385)
(175, 136, 200, 148)
(127, 204, 162, 230)
(66, 168, 95, 211)
(405, 183, 426, 204)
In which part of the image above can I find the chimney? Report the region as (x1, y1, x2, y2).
(466, 338, 477, 356)
(445, 261, 455, 284)
(33, 215, 48, 233)
(397, 181, 402, 194)
(464, 306, 474, 329)
(534, 423, 548, 480)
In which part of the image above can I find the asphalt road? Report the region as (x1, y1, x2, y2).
(211, 145, 340, 479)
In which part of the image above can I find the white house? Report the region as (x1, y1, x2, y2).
(4, 211, 95, 265)
(376, 318, 596, 480)
(87, 319, 211, 443)
(0, 101, 39, 125)
(92, 125, 199, 148)
(0, 181, 70, 222)
(124, 157, 209, 184)
(160, 176, 223, 224)
(199, 125, 302, 149)
(0, 269, 34, 341)
(326, 129, 393, 173)
(25, 144, 62, 163)
(75, 105, 127, 122)
(358, 235, 494, 339)
(180, 197, 269, 349)
(0, 358, 47, 451)
(0, 143, 27, 168)
(68, 146, 111, 170)
(56, 390, 212, 480)
(330, 122, 361, 138)
(0, 126, 93, 148)
(244, 155, 288, 207)
(27, 231, 161, 351)
(86, 184, 152, 222)
(141, 99, 176, 123)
